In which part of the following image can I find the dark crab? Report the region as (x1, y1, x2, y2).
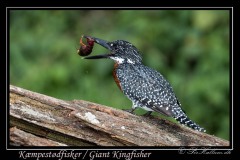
(77, 35, 94, 56)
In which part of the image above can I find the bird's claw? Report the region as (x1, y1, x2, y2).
(142, 111, 152, 117)
(122, 109, 136, 115)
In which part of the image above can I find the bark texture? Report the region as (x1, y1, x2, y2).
(9, 85, 229, 146)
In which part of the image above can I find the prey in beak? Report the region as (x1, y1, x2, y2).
(82, 36, 113, 59)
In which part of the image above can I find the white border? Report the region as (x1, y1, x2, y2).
(6, 7, 233, 151)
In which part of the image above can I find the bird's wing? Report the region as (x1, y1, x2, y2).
(117, 64, 178, 117)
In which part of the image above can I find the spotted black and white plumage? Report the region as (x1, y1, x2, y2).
(84, 36, 206, 132)
(116, 63, 205, 132)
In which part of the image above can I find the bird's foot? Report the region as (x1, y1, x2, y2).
(122, 108, 136, 115)
(142, 111, 152, 117)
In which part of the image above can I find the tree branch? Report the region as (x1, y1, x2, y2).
(9, 85, 229, 146)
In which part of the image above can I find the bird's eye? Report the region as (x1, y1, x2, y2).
(110, 43, 118, 50)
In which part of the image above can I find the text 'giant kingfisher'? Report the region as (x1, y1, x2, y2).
(81, 35, 206, 132)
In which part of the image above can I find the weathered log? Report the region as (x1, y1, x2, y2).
(9, 85, 229, 146)
(10, 127, 67, 146)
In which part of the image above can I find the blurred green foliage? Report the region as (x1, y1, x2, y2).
(10, 10, 229, 140)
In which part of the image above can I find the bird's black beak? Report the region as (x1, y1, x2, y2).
(83, 36, 112, 59)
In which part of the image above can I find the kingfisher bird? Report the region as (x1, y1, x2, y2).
(83, 36, 206, 132)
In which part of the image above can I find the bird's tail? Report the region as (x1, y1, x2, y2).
(174, 114, 206, 132)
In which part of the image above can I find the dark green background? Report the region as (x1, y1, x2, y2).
(10, 10, 230, 140)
